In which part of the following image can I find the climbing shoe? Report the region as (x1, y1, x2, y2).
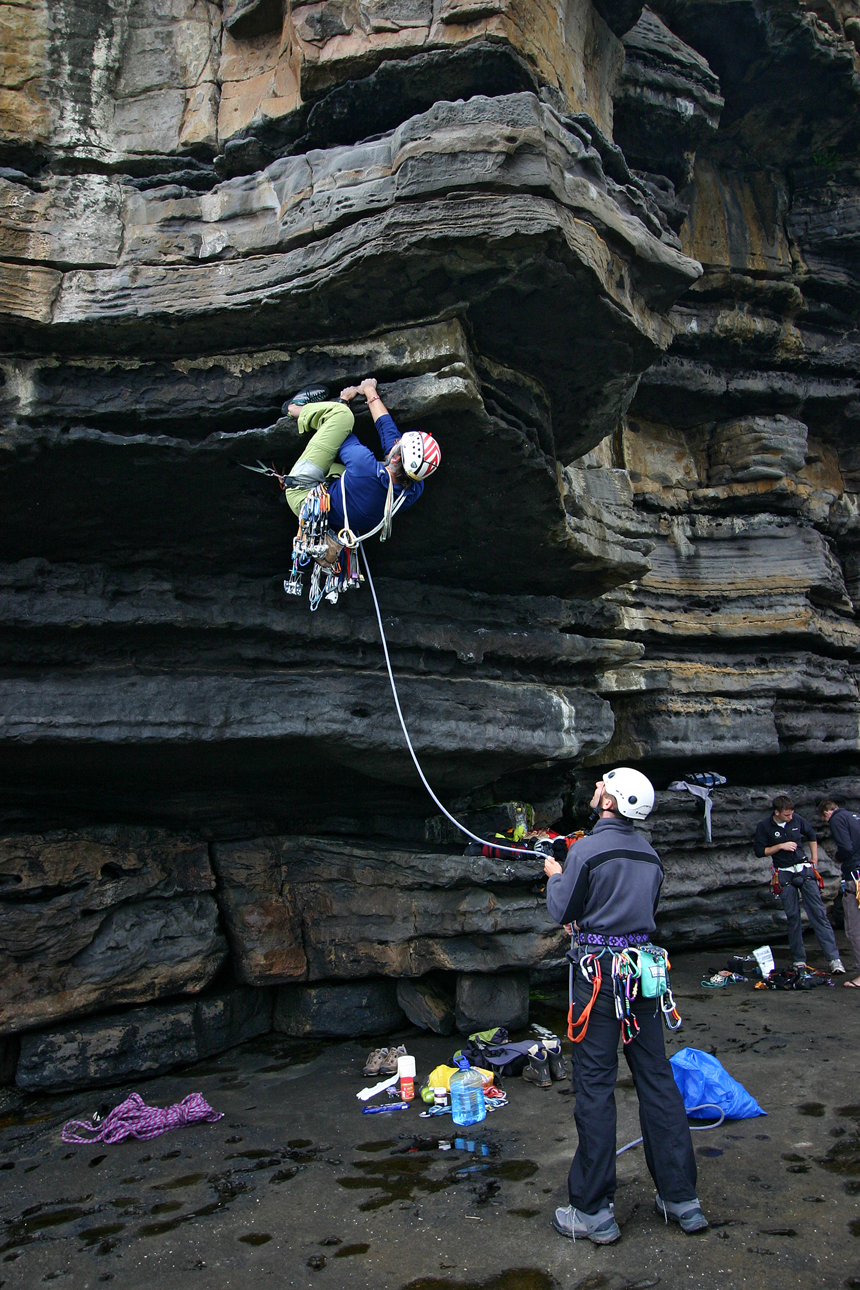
(655, 1194, 709, 1233)
(544, 1037, 567, 1081)
(362, 1048, 390, 1077)
(830, 958, 846, 974)
(379, 1044, 408, 1077)
(552, 1203, 620, 1244)
(522, 1045, 552, 1089)
(282, 387, 329, 417)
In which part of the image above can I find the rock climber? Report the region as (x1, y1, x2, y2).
(542, 768, 707, 1245)
(752, 795, 844, 974)
(283, 378, 440, 540)
(818, 798, 860, 987)
(273, 378, 441, 605)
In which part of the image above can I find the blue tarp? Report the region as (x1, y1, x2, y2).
(670, 1046, 767, 1119)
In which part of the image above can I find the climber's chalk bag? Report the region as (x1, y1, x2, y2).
(637, 948, 668, 999)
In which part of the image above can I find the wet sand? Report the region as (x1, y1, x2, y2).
(0, 941, 857, 1290)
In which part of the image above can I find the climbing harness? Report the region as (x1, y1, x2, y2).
(567, 944, 681, 1046)
(771, 860, 825, 898)
(337, 468, 410, 548)
(247, 455, 411, 610)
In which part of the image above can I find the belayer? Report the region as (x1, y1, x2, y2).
(543, 768, 708, 1245)
(275, 378, 440, 607)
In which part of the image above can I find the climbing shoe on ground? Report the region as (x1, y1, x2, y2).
(282, 387, 329, 417)
(544, 1037, 567, 1081)
(362, 1048, 390, 1077)
(379, 1044, 408, 1076)
(830, 958, 846, 973)
(552, 1203, 620, 1244)
(655, 1195, 709, 1233)
(522, 1045, 552, 1089)
(793, 961, 808, 969)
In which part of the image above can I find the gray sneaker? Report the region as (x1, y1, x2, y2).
(362, 1047, 390, 1077)
(830, 958, 846, 974)
(379, 1044, 407, 1076)
(553, 1203, 620, 1244)
(655, 1194, 709, 1233)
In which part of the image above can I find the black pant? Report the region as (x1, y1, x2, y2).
(567, 974, 697, 1213)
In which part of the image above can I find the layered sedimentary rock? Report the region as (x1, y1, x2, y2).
(2, 0, 860, 1084)
(0, 829, 226, 1033)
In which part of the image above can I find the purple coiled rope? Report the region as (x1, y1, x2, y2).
(61, 1092, 223, 1144)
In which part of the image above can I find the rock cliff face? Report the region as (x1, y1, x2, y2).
(2, 0, 860, 1086)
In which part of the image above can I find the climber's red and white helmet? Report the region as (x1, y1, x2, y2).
(400, 431, 441, 481)
(603, 767, 655, 821)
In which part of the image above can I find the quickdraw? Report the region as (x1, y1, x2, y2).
(611, 950, 641, 1045)
(568, 943, 682, 1045)
(282, 483, 362, 610)
(246, 458, 408, 610)
(568, 953, 602, 1044)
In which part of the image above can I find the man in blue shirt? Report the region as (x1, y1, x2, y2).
(283, 378, 440, 539)
(753, 795, 844, 972)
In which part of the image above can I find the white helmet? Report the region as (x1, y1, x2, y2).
(603, 767, 655, 821)
(400, 430, 441, 481)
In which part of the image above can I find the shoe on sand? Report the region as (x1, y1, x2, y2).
(655, 1194, 709, 1233)
(553, 1204, 620, 1244)
(362, 1047, 390, 1077)
(830, 958, 846, 973)
(379, 1045, 407, 1076)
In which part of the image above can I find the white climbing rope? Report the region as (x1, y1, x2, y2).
(359, 544, 531, 857)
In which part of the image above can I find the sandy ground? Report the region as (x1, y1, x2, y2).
(0, 939, 858, 1290)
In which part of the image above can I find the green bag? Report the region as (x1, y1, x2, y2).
(638, 950, 668, 999)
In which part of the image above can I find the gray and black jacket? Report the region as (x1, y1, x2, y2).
(545, 816, 663, 939)
(827, 807, 860, 880)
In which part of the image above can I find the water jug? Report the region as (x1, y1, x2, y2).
(450, 1058, 486, 1127)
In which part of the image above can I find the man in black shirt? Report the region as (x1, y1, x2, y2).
(819, 798, 860, 987)
(753, 795, 844, 972)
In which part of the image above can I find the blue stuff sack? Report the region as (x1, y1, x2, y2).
(670, 1047, 767, 1119)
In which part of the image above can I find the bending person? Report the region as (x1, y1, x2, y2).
(819, 798, 860, 986)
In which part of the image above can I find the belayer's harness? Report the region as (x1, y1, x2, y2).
(567, 942, 682, 1046)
